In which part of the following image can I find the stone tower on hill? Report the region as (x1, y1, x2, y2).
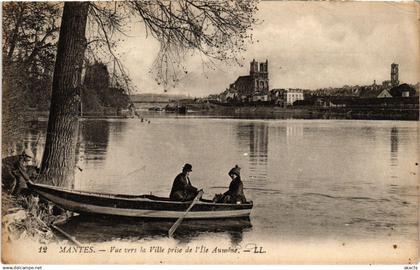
(391, 63, 399, 87)
(250, 59, 269, 94)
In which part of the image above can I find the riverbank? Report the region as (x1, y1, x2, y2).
(2, 191, 73, 245)
(15, 103, 420, 121)
(187, 105, 419, 120)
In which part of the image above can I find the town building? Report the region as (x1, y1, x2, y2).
(358, 83, 416, 99)
(389, 83, 417, 97)
(377, 89, 393, 98)
(286, 89, 304, 105)
(270, 89, 284, 105)
(219, 88, 238, 103)
(228, 59, 269, 102)
(270, 88, 304, 106)
(355, 80, 387, 98)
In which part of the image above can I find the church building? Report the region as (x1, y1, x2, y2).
(229, 59, 269, 102)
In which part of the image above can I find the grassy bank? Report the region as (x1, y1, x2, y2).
(2, 192, 72, 244)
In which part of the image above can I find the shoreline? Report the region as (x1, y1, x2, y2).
(189, 105, 419, 121)
(21, 105, 419, 121)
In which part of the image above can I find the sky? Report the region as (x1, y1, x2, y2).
(115, 1, 420, 97)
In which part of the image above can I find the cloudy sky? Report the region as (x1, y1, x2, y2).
(116, 1, 419, 97)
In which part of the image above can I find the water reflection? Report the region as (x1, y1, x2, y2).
(4, 141, 25, 156)
(286, 122, 303, 145)
(173, 218, 252, 245)
(236, 123, 268, 181)
(78, 120, 110, 163)
(4, 118, 418, 245)
(390, 127, 399, 166)
(59, 215, 252, 245)
(361, 127, 375, 141)
(107, 119, 129, 135)
(3, 126, 45, 167)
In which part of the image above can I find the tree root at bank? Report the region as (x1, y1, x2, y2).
(2, 192, 74, 244)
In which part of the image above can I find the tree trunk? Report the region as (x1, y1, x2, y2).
(39, 2, 89, 187)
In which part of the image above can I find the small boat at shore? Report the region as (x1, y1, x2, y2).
(27, 181, 253, 220)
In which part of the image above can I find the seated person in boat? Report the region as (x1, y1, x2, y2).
(2, 149, 38, 195)
(169, 163, 199, 201)
(213, 165, 247, 204)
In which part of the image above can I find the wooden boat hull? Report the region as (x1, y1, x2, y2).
(28, 181, 253, 220)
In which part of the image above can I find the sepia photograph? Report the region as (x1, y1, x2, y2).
(1, 0, 419, 265)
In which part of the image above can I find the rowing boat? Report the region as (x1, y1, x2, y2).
(27, 181, 253, 220)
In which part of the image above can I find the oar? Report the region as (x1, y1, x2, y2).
(51, 223, 82, 247)
(168, 190, 204, 237)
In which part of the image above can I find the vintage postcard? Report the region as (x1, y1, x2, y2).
(1, 0, 419, 265)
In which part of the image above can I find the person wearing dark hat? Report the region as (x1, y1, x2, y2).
(2, 149, 37, 195)
(214, 165, 247, 204)
(169, 163, 199, 201)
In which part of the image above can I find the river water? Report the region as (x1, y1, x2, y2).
(11, 116, 419, 252)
